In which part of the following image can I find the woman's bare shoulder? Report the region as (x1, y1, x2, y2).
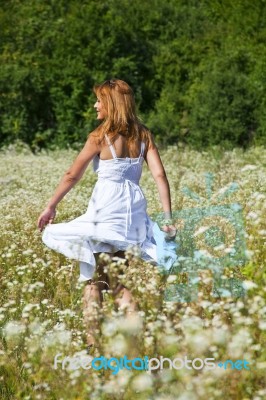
(87, 130, 104, 149)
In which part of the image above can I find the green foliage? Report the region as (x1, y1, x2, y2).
(0, 0, 266, 150)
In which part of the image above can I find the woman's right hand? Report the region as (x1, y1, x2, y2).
(37, 207, 56, 232)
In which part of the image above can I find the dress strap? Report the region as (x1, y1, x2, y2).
(138, 142, 145, 160)
(104, 134, 117, 159)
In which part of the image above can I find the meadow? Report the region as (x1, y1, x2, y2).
(0, 143, 265, 399)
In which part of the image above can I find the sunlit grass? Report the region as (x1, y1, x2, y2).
(0, 142, 265, 399)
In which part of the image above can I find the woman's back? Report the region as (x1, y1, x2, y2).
(96, 133, 149, 161)
(93, 134, 145, 181)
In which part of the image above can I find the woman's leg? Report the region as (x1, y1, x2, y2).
(83, 252, 112, 346)
(83, 250, 138, 347)
(112, 250, 138, 314)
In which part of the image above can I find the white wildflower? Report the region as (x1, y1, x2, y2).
(258, 321, 266, 330)
(3, 321, 26, 338)
(144, 336, 154, 347)
(118, 314, 143, 334)
(166, 275, 178, 284)
(102, 318, 120, 337)
(228, 329, 252, 358)
(241, 165, 257, 172)
(246, 211, 258, 220)
(242, 280, 258, 290)
(131, 373, 153, 391)
(109, 334, 128, 355)
(181, 316, 203, 332)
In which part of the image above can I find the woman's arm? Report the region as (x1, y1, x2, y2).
(145, 134, 176, 238)
(145, 134, 172, 216)
(37, 134, 100, 231)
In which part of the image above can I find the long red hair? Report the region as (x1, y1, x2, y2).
(91, 79, 151, 153)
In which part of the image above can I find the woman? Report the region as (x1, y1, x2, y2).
(37, 79, 177, 349)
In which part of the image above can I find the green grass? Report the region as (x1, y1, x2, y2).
(0, 143, 265, 399)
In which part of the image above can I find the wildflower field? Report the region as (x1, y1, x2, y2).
(0, 143, 265, 400)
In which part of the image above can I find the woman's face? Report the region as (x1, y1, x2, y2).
(94, 97, 107, 120)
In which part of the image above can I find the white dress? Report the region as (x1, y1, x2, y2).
(42, 135, 177, 282)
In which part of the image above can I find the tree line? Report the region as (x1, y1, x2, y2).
(0, 0, 265, 150)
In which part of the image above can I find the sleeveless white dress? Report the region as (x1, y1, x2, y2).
(42, 135, 177, 282)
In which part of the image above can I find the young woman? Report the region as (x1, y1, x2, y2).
(37, 79, 177, 349)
